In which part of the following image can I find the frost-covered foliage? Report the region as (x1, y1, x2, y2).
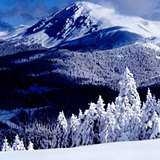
(75, 96, 107, 146)
(0, 39, 44, 56)
(141, 89, 159, 139)
(114, 67, 142, 141)
(67, 113, 80, 147)
(1, 68, 160, 151)
(1, 138, 12, 152)
(106, 102, 116, 142)
(46, 44, 160, 90)
(27, 141, 34, 151)
(54, 111, 68, 148)
(12, 135, 25, 151)
(1, 135, 35, 152)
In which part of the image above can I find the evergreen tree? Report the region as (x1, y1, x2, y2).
(67, 114, 80, 147)
(78, 109, 83, 119)
(106, 102, 116, 142)
(150, 112, 160, 139)
(115, 67, 142, 141)
(142, 89, 158, 139)
(80, 102, 98, 146)
(95, 96, 107, 143)
(27, 141, 34, 150)
(12, 135, 25, 151)
(2, 137, 12, 152)
(79, 97, 107, 146)
(54, 111, 68, 148)
(144, 89, 157, 120)
(74, 109, 84, 147)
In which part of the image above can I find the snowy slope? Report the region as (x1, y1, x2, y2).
(0, 139, 160, 160)
(21, 1, 160, 48)
(0, 25, 29, 40)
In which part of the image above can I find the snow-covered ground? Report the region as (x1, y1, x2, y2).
(0, 139, 160, 160)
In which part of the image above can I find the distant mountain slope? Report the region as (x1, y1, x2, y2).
(1, 43, 160, 89)
(0, 1, 160, 110)
(15, 1, 160, 49)
(1, 2, 160, 53)
(0, 139, 160, 160)
(60, 27, 142, 50)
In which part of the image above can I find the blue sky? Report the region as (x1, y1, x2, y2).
(0, 0, 160, 31)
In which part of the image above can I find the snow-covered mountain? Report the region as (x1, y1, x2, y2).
(0, 25, 29, 40)
(1, 1, 160, 110)
(0, 139, 160, 160)
(7, 1, 159, 49)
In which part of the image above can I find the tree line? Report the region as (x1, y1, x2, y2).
(1, 67, 160, 151)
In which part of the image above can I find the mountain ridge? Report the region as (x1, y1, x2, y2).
(2, 1, 159, 50)
(0, 1, 160, 110)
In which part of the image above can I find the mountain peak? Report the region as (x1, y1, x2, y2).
(25, 1, 115, 37)
(23, 1, 160, 48)
(72, 1, 105, 9)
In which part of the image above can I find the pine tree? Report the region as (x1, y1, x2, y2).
(150, 112, 160, 139)
(12, 135, 25, 151)
(78, 109, 83, 119)
(95, 96, 107, 143)
(2, 137, 12, 152)
(142, 89, 158, 139)
(79, 97, 107, 146)
(27, 141, 34, 150)
(80, 102, 98, 146)
(114, 67, 142, 141)
(54, 111, 68, 148)
(67, 114, 80, 147)
(74, 109, 84, 147)
(145, 89, 157, 120)
(106, 102, 116, 142)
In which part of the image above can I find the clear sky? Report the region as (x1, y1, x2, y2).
(0, 0, 160, 31)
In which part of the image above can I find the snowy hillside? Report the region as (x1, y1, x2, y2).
(1, 1, 160, 52)
(0, 25, 29, 40)
(13, 1, 160, 49)
(1, 140, 160, 160)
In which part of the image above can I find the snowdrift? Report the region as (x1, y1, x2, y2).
(0, 139, 160, 160)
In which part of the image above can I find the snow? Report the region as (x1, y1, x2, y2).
(0, 25, 29, 40)
(0, 2, 160, 50)
(14, 53, 45, 64)
(0, 139, 160, 160)
(2, 2, 160, 49)
(20, 1, 160, 48)
(138, 42, 160, 52)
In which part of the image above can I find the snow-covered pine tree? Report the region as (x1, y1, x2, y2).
(144, 89, 157, 119)
(27, 141, 34, 150)
(1, 137, 12, 152)
(142, 89, 158, 139)
(12, 135, 25, 151)
(80, 102, 98, 146)
(115, 67, 142, 141)
(74, 109, 84, 147)
(156, 99, 160, 116)
(106, 102, 116, 142)
(78, 109, 83, 119)
(78, 97, 107, 146)
(66, 114, 80, 147)
(95, 96, 107, 143)
(54, 111, 68, 148)
(150, 112, 160, 139)
(50, 126, 58, 149)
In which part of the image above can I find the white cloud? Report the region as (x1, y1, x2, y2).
(86, 0, 160, 20)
